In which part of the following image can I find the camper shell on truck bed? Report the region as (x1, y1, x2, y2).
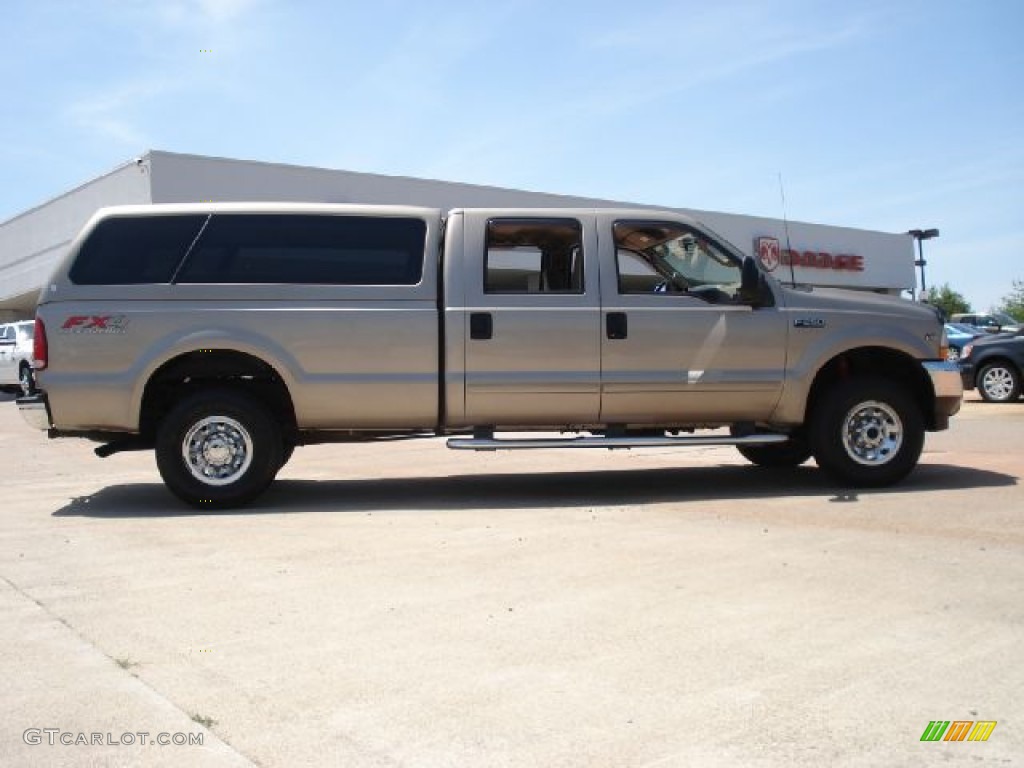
(18, 203, 962, 507)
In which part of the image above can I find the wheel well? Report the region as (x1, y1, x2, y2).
(140, 350, 296, 441)
(976, 356, 1020, 376)
(807, 347, 935, 428)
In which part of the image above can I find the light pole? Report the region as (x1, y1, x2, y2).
(907, 228, 939, 300)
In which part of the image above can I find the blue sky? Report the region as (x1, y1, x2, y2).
(1, 0, 1021, 309)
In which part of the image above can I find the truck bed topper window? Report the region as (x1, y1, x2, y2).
(70, 213, 427, 286)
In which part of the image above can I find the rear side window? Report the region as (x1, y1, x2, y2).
(177, 214, 426, 285)
(70, 216, 207, 285)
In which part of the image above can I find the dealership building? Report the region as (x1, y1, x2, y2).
(0, 150, 916, 321)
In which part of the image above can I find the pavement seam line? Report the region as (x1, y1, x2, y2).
(0, 573, 262, 767)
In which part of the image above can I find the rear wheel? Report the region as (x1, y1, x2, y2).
(977, 361, 1021, 403)
(809, 377, 924, 487)
(156, 388, 282, 508)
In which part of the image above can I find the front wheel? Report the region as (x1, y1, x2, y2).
(977, 361, 1021, 403)
(809, 377, 924, 487)
(156, 388, 282, 508)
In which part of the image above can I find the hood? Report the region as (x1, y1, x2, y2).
(775, 283, 942, 324)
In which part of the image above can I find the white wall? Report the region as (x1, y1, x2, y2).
(697, 211, 914, 292)
(0, 161, 152, 315)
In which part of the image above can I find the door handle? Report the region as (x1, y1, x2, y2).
(470, 312, 493, 340)
(606, 312, 627, 340)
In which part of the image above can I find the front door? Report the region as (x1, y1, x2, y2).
(597, 215, 787, 424)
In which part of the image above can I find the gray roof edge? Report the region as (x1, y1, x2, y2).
(4, 149, 904, 238)
(0, 151, 155, 229)
(148, 151, 893, 234)
(146, 149, 645, 207)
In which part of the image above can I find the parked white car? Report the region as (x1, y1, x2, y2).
(0, 321, 35, 395)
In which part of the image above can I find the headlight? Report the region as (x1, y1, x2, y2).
(962, 343, 974, 360)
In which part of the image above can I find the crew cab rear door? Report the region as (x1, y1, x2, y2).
(448, 211, 601, 427)
(597, 213, 787, 424)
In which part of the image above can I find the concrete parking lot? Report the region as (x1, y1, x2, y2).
(0, 392, 1021, 767)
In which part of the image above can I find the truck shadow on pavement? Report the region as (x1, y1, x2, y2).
(53, 462, 1016, 518)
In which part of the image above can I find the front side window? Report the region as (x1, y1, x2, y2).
(177, 214, 426, 285)
(484, 218, 583, 294)
(614, 220, 742, 302)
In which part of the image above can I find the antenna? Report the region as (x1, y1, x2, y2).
(778, 172, 797, 287)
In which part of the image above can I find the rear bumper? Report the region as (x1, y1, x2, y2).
(16, 392, 52, 431)
(923, 360, 963, 429)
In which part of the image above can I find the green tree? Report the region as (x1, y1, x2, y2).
(996, 279, 1024, 321)
(926, 283, 971, 319)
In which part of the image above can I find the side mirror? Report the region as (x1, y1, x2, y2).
(739, 256, 764, 306)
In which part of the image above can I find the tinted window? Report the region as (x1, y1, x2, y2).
(484, 218, 583, 294)
(176, 214, 426, 285)
(70, 215, 207, 285)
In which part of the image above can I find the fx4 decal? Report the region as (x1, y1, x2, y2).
(60, 315, 129, 334)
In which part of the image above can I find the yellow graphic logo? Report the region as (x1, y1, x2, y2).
(920, 720, 997, 742)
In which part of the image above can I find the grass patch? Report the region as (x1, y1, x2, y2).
(191, 713, 217, 729)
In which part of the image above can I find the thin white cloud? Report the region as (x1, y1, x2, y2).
(65, 0, 269, 146)
(196, 0, 262, 22)
(116, 0, 263, 26)
(66, 78, 179, 148)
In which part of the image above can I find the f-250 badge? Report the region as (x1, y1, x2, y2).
(60, 315, 129, 334)
(793, 317, 826, 329)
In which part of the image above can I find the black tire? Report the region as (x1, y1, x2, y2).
(809, 377, 924, 487)
(976, 361, 1021, 403)
(280, 442, 296, 469)
(156, 388, 282, 509)
(736, 433, 812, 467)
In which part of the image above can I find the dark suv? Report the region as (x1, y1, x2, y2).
(960, 329, 1024, 402)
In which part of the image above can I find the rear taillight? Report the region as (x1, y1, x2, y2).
(33, 316, 48, 370)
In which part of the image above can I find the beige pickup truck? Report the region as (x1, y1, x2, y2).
(18, 203, 962, 507)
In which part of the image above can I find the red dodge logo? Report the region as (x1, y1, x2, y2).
(757, 237, 781, 272)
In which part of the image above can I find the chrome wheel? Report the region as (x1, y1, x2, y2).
(182, 416, 253, 486)
(842, 400, 903, 467)
(980, 366, 1015, 401)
